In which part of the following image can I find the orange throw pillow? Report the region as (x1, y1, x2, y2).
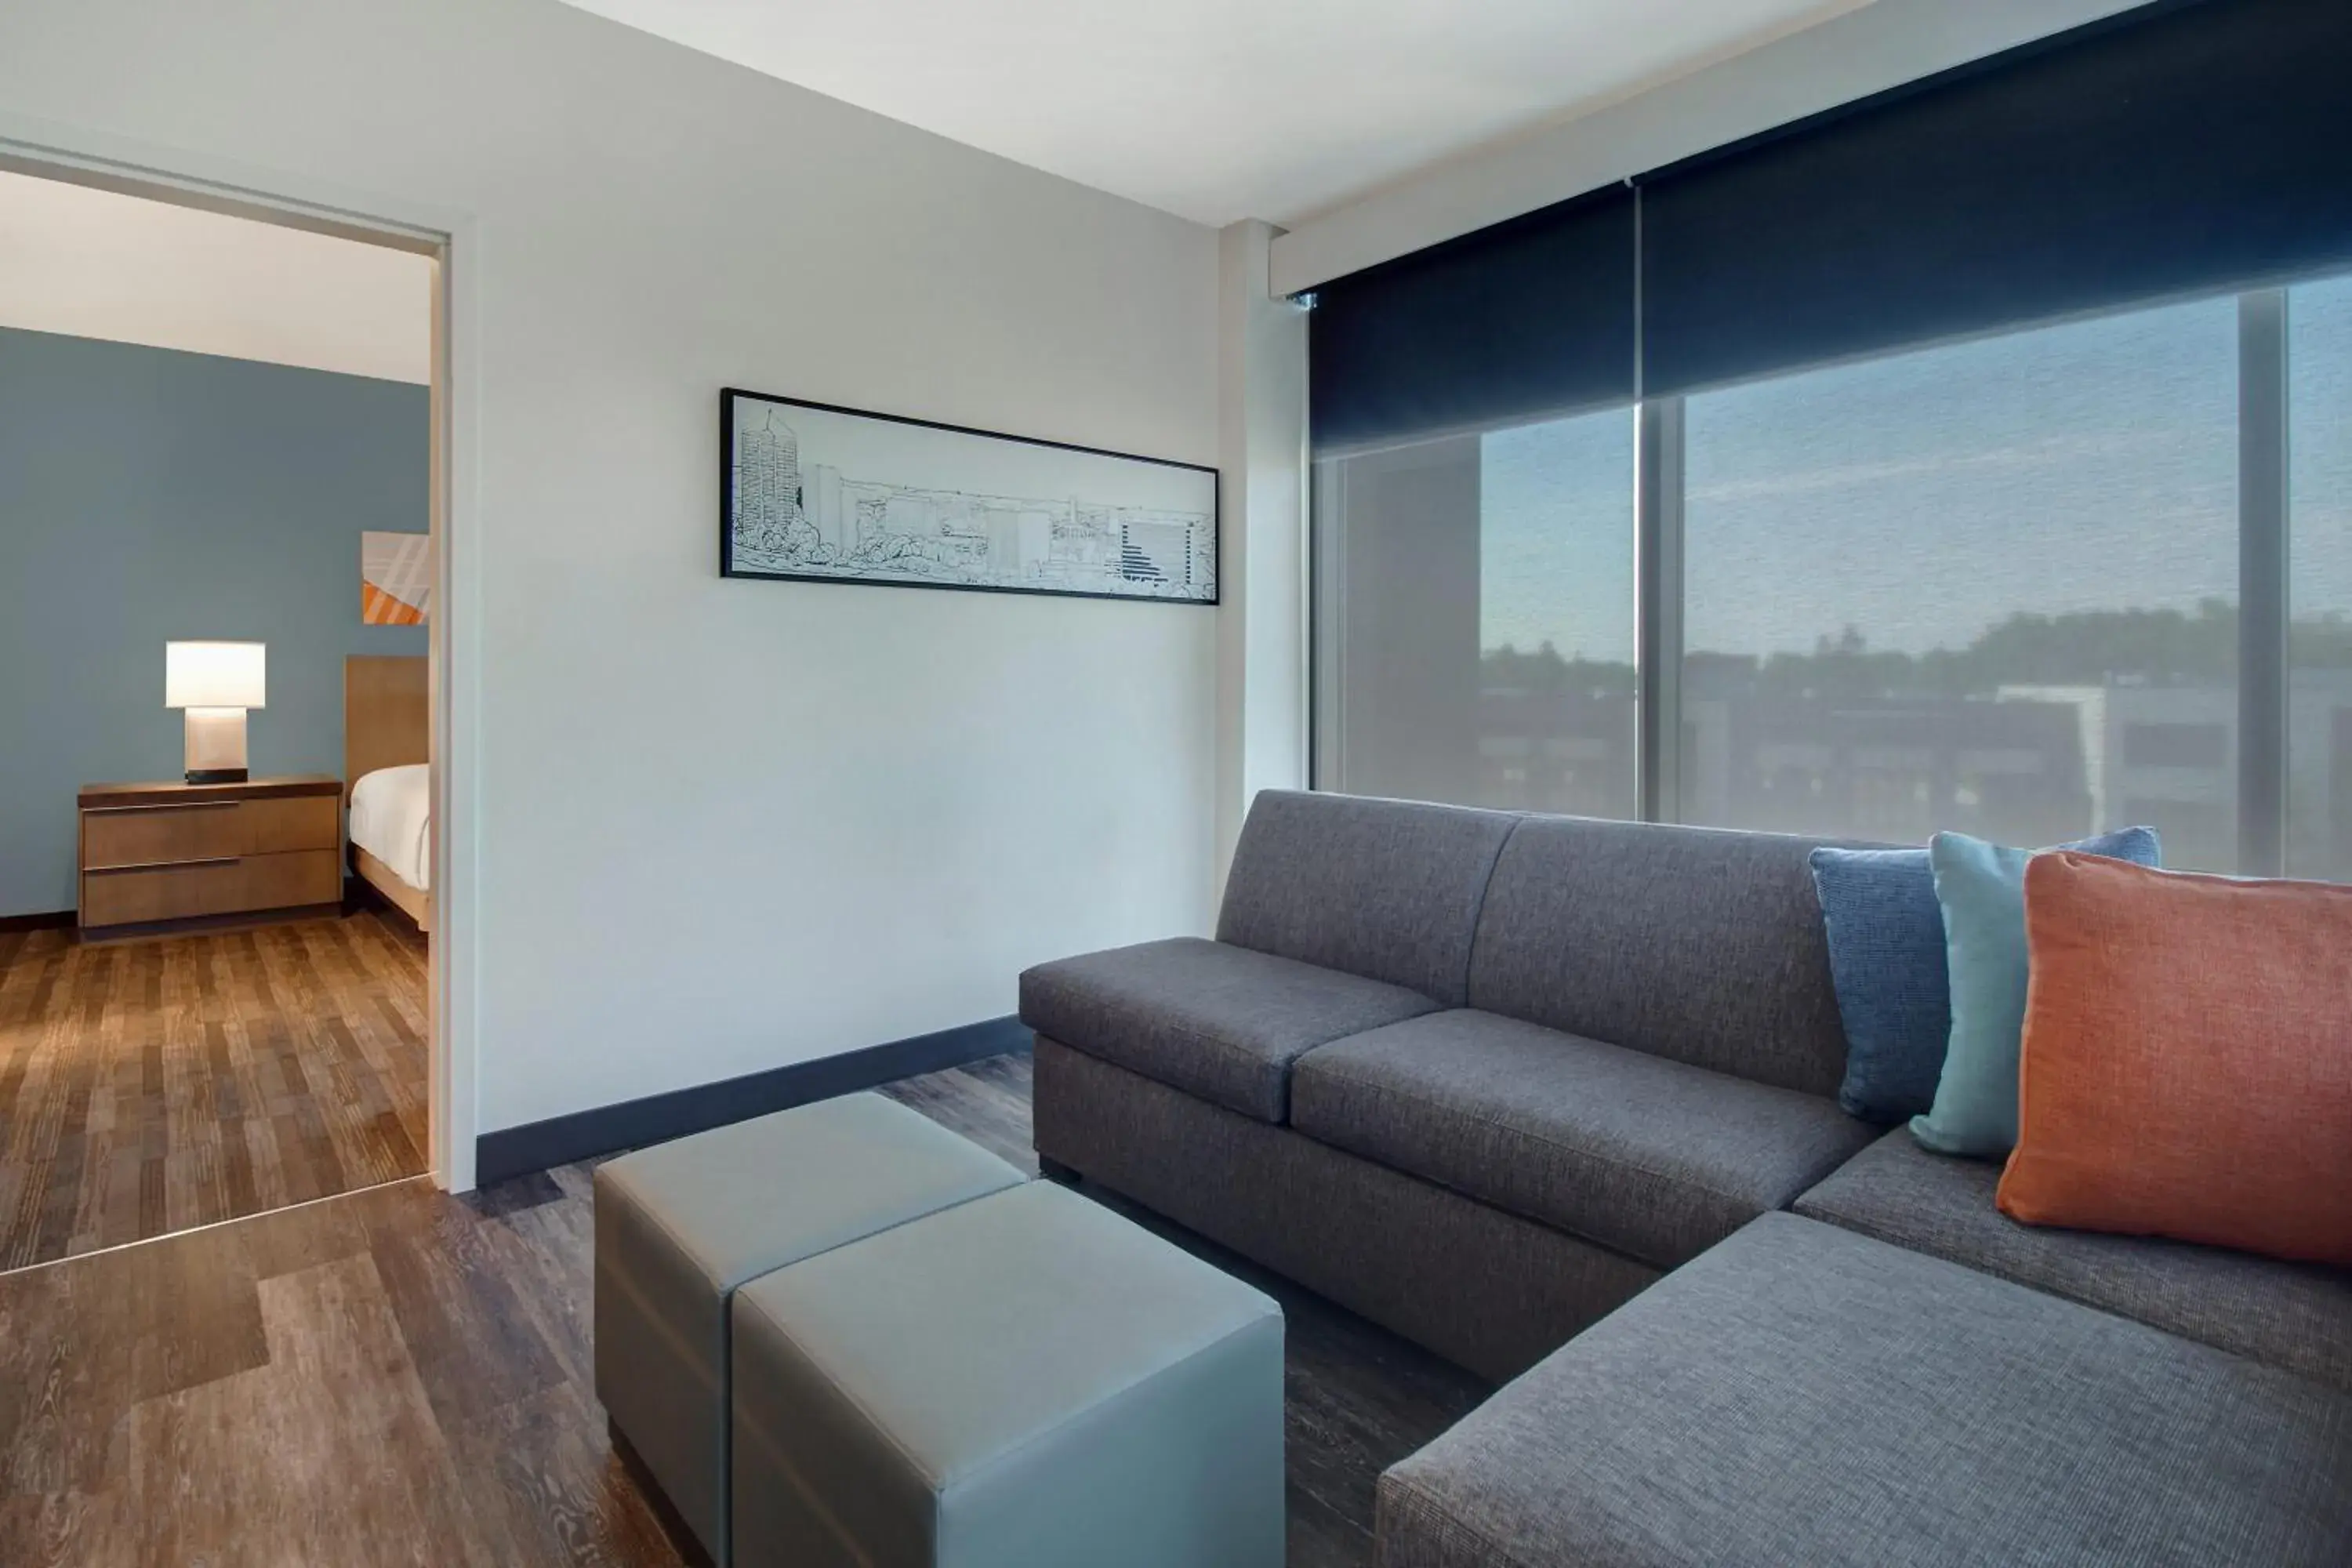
(1996, 852, 2352, 1267)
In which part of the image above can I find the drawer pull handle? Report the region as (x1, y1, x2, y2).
(83, 800, 241, 815)
(87, 857, 242, 874)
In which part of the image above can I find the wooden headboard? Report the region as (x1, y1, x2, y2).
(344, 655, 428, 801)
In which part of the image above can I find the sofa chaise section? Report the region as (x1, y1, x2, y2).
(1798, 1127, 2352, 1393)
(1377, 1214, 2352, 1568)
(1293, 1010, 1878, 1271)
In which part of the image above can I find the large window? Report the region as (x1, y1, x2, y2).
(2290, 274, 2352, 880)
(1312, 274, 2352, 875)
(1682, 296, 2241, 866)
(1314, 406, 1635, 817)
(1305, 0, 2352, 876)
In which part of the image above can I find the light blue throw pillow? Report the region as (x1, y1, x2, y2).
(1910, 825, 2161, 1158)
(1809, 846, 1951, 1123)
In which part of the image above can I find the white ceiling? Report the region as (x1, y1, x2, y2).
(0, 171, 433, 383)
(558, 0, 1872, 227)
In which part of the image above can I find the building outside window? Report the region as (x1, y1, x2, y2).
(1315, 406, 1635, 819)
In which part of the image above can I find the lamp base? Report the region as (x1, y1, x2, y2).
(183, 706, 250, 786)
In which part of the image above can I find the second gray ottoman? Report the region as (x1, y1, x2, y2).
(732, 1179, 1286, 1568)
(595, 1092, 1025, 1563)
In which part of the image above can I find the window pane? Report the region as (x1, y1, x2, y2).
(2289, 274, 2352, 881)
(1681, 297, 2241, 867)
(1313, 408, 1635, 816)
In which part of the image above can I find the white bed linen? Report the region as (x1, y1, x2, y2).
(349, 764, 431, 891)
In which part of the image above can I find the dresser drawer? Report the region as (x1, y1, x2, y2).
(82, 858, 246, 927)
(82, 800, 247, 869)
(234, 850, 343, 911)
(82, 850, 342, 929)
(241, 795, 342, 853)
(83, 795, 340, 870)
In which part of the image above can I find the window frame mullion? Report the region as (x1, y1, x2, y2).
(2238, 288, 2290, 877)
(1637, 396, 1686, 824)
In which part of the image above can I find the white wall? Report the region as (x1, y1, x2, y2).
(0, 0, 1221, 1137)
(0, 169, 432, 383)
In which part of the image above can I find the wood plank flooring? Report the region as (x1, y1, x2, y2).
(0, 1051, 1490, 1566)
(0, 911, 430, 1272)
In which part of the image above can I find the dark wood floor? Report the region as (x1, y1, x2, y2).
(0, 1050, 1490, 1566)
(0, 911, 430, 1271)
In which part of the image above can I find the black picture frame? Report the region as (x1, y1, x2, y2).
(719, 387, 1221, 606)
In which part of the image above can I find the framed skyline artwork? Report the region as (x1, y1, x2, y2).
(720, 389, 1219, 604)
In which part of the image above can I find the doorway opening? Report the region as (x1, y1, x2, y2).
(0, 149, 465, 1267)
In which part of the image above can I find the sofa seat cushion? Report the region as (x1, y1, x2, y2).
(1796, 1128, 2352, 1393)
(1291, 1010, 1877, 1269)
(1020, 937, 1439, 1123)
(1377, 1214, 2352, 1568)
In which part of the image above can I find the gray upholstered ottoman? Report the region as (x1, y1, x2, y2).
(595, 1093, 1025, 1563)
(731, 1179, 1286, 1568)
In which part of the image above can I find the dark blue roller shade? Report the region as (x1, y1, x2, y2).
(1639, 0, 2352, 395)
(1308, 185, 1635, 456)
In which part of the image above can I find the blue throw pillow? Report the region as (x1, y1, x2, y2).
(1809, 846, 1952, 1122)
(1909, 825, 2161, 1158)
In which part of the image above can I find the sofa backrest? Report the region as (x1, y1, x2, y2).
(1218, 791, 1515, 1006)
(1467, 815, 1850, 1098)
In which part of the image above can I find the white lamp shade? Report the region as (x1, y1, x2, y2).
(165, 641, 267, 710)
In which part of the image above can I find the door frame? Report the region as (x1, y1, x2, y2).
(0, 114, 482, 1189)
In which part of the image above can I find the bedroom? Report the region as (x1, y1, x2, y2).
(0, 169, 440, 1264)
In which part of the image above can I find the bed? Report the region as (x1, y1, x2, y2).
(344, 655, 432, 932)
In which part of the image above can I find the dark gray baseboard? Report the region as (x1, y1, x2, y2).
(0, 909, 74, 933)
(473, 1014, 1029, 1186)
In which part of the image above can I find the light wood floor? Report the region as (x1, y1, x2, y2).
(0, 1051, 1490, 1566)
(0, 911, 429, 1272)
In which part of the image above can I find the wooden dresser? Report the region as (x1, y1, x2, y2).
(78, 775, 343, 935)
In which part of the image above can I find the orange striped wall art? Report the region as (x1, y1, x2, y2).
(361, 531, 430, 625)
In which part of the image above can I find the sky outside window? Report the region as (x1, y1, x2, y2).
(1682, 296, 2241, 662)
(1479, 408, 1634, 663)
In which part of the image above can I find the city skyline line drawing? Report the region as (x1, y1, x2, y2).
(722, 391, 1218, 604)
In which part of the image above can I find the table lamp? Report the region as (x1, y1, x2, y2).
(165, 641, 267, 784)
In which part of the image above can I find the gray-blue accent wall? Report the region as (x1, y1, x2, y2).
(0, 325, 428, 918)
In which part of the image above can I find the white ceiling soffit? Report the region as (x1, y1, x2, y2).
(556, 0, 1875, 228)
(1272, 0, 2154, 295)
(0, 169, 433, 383)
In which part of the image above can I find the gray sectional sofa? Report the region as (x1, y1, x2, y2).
(1022, 790, 2352, 1563)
